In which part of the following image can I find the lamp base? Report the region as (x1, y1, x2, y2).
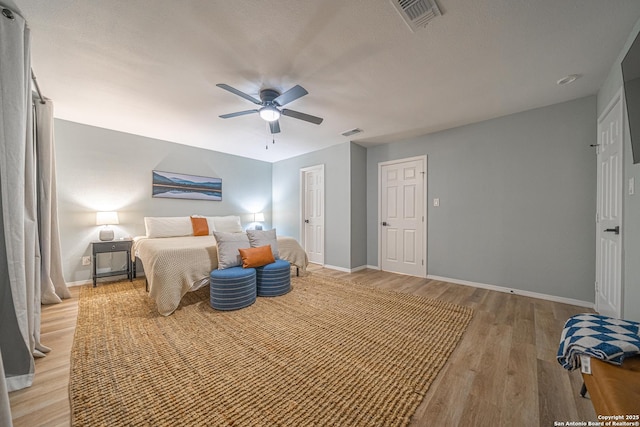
(99, 228, 114, 241)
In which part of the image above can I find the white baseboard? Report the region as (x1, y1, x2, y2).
(321, 264, 380, 273)
(66, 279, 91, 287)
(323, 264, 374, 273)
(323, 264, 353, 273)
(66, 272, 145, 288)
(426, 274, 594, 309)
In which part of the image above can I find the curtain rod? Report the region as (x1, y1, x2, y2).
(31, 69, 46, 105)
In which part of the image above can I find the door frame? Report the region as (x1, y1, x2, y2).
(377, 155, 427, 277)
(595, 87, 624, 317)
(300, 164, 325, 265)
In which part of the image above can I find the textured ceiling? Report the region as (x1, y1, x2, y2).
(11, 0, 640, 162)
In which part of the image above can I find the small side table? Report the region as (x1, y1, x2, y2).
(92, 240, 133, 287)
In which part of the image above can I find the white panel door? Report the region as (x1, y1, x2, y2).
(379, 157, 426, 277)
(596, 90, 624, 318)
(302, 165, 324, 264)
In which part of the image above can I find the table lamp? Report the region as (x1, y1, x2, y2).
(96, 211, 119, 241)
(253, 212, 265, 230)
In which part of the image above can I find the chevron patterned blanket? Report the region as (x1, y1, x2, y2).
(557, 313, 640, 370)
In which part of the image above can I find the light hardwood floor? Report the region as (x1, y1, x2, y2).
(10, 266, 597, 426)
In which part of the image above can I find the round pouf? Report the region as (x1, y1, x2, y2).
(209, 267, 257, 310)
(256, 259, 291, 297)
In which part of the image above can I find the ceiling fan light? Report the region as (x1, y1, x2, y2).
(259, 106, 280, 122)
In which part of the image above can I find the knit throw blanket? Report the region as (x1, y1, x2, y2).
(557, 313, 640, 370)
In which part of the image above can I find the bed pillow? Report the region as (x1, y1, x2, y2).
(204, 217, 217, 234)
(214, 231, 250, 269)
(246, 228, 279, 259)
(212, 215, 243, 233)
(190, 216, 209, 236)
(192, 215, 216, 234)
(144, 217, 193, 238)
(238, 245, 275, 268)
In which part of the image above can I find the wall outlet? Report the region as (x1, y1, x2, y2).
(82, 256, 91, 266)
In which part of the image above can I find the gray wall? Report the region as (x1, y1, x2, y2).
(350, 143, 367, 268)
(367, 96, 597, 303)
(55, 119, 272, 283)
(598, 17, 640, 321)
(272, 142, 351, 269)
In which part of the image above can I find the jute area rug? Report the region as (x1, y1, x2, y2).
(70, 274, 473, 426)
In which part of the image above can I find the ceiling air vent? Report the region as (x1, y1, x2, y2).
(341, 128, 363, 137)
(391, 0, 441, 32)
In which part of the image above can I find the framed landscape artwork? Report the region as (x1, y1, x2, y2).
(152, 170, 222, 201)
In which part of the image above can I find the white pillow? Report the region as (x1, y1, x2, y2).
(144, 217, 193, 238)
(213, 231, 250, 269)
(246, 229, 279, 259)
(212, 215, 243, 233)
(204, 217, 217, 234)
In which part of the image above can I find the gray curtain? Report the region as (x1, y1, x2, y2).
(36, 100, 70, 304)
(0, 2, 19, 420)
(0, 352, 11, 427)
(0, 0, 40, 394)
(0, 3, 67, 424)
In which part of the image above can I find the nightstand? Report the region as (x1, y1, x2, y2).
(91, 240, 133, 287)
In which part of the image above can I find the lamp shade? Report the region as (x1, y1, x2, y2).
(254, 212, 265, 222)
(96, 211, 119, 226)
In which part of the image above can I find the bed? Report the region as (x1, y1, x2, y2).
(132, 234, 308, 316)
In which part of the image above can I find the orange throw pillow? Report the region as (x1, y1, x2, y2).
(190, 216, 209, 236)
(238, 245, 275, 268)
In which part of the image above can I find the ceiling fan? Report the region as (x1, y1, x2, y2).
(216, 83, 323, 134)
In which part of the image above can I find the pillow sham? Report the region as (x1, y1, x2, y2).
(213, 231, 250, 269)
(190, 216, 209, 236)
(212, 215, 243, 233)
(204, 217, 217, 234)
(144, 216, 192, 238)
(238, 245, 275, 268)
(246, 228, 279, 258)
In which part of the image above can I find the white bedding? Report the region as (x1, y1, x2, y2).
(133, 235, 308, 316)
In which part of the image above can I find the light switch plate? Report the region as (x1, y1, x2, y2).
(630, 177, 635, 195)
(433, 198, 440, 207)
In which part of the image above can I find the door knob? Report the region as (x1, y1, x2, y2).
(604, 226, 620, 235)
(382, 221, 389, 226)
(304, 219, 310, 223)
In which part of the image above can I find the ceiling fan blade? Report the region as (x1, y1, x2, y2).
(219, 109, 259, 119)
(281, 108, 323, 125)
(273, 85, 308, 106)
(269, 120, 281, 134)
(216, 84, 262, 105)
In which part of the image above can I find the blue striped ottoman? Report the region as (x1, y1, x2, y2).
(256, 259, 291, 297)
(209, 267, 257, 310)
